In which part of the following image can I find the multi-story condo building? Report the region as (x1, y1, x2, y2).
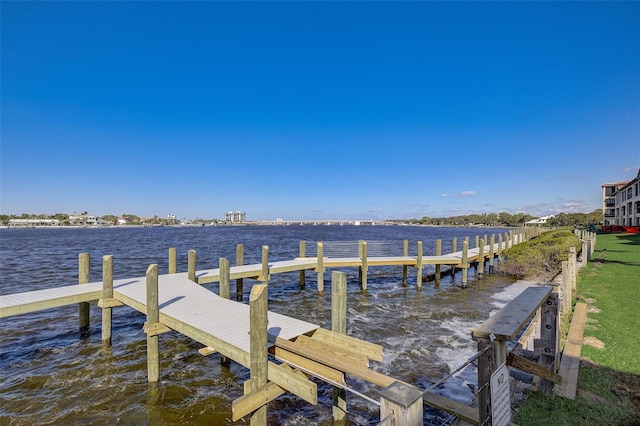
(225, 211, 246, 223)
(602, 169, 640, 227)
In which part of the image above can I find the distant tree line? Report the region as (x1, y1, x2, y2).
(393, 209, 603, 228)
(0, 213, 220, 226)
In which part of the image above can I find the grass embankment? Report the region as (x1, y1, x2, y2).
(513, 232, 640, 425)
(498, 230, 581, 282)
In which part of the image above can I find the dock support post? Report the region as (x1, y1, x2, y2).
(451, 237, 458, 276)
(462, 241, 468, 288)
(146, 264, 160, 383)
(101, 255, 113, 346)
(168, 247, 177, 274)
(78, 252, 90, 338)
(498, 233, 503, 258)
(402, 239, 409, 287)
(188, 250, 196, 282)
(220, 258, 230, 299)
(299, 241, 306, 289)
(476, 337, 496, 425)
(359, 241, 368, 292)
(236, 244, 244, 301)
(435, 239, 442, 284)
(416, 241, 423, 290)
(379, 382, 423, 426)
(478, 238, 485, 278)
(249, 284, 269, 425)
(259, 246, 269, 283)
(219, 257, 231, 367)
(535, 293, 559, 393)
(317, 242, 324, 294)
(489, 235, 495, 273)
(475, 235, 479, 249)
(331, 272, 347, 425)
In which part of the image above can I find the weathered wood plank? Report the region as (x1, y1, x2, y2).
(471, 286, 553, 340)
(422, 392, 480, 425)
(507, 353, 562, 384)
(555, 302, 588, 399)
(309, 327, 383, 362)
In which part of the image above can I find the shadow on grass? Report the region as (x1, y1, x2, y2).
(514, 361, 640, 426)
(616, 233, 640, 245)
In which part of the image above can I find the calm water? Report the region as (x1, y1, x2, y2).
(0, 225, 516, 425)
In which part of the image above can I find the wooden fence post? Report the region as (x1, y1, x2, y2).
(101, 255, 113, 345)
(236, 244, 244, 301)
(78, 252, 90, 338)
(332, 272, 347, 425)
(299, 240, 306, 289)
(317, 242, 324, 294)
(146, 264, 160, 383)
(249, 284, 268, 425)
(188, 249, 196, 282)
(168, 247, 177, 274)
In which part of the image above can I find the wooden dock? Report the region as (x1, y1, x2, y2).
(0, 229, 539, 425)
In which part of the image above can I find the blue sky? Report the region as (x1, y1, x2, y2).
(2, 1, 639, 221)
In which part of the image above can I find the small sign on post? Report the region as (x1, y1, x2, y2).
(490, 361, 511, 426)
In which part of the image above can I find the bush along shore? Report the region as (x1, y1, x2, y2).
(512, 231, 640, 425)
(497, 229, 582, 282)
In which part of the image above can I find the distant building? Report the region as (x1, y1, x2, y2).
(602, 169, 640, 226)
(225, 211, 246, 223)
(8, 219, 60, 228)
(525, 215, 554, 226)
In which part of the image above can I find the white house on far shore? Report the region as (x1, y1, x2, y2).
(525, 215, 554, 226)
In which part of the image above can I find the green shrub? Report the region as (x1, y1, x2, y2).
(497, 230, 581, 281)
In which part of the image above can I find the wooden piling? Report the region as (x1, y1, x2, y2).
(462, 241, 468, 287)
(101, 255, 113, 345)
(146, 264, 160, 383)
(476, 338, 496, 425)
(452, 237, 457, 254)
(168, 247, 177, 274)
(379, 381, 424, 426)
(219, 257, 231, 366)
(299, 240, 306, 289)
(402, 239, 409, 287)
(317, 242, 324, 294)
(569, 247, 577, 295)
(259, 246, 269, 283)
(188, 249, 196, 282)
(489, 235, 495, 273)
(435, 239, 442, 283)
(331, 271, 347, 425)
(478, 238, 485, 278)
(236, 244, 244, 301)
(78, 252, 90, 338)
(359, 241, 368, 291)
(219, 258, 230, 299)
(249, 284, 268, 425)
(498, 233, 503, 257)
(475, 235, 479, 249)
(416, 241, 423, 290)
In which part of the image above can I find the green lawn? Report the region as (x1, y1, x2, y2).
(513, 232, 640, 426)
